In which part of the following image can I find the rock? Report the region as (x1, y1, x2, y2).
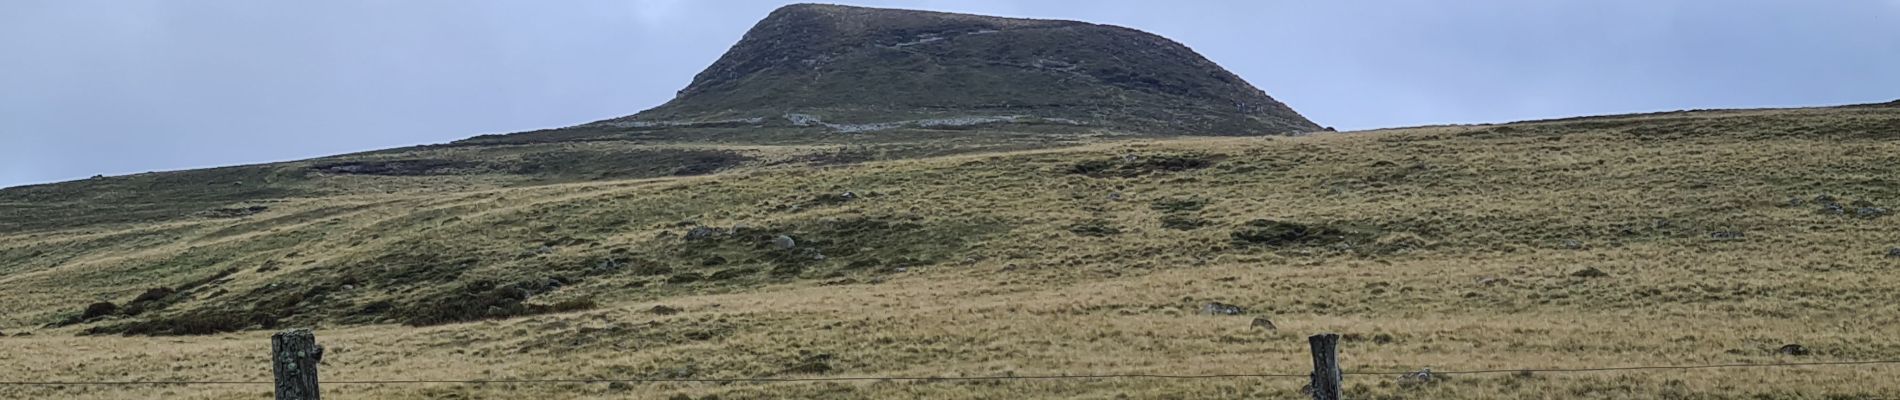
(1250, 316, 1276, 330)
(684, 226, 719, 241)
(1787, 196, 1806, 207)
(1107, 192, 1123, 201)
(1200, 302, 1244, 315)
(1856, 207, 1890, 219)
(1476, 276, 1506, 286)
(1398, 368, 1441, 387)
(1820, 203, 1847, 215)
(1776, 344, 1809, 356)
(1887, 247, 1900, 259)
(1561, 239, 1584, 250)
(773, 235, 797, 250)
(649, 305, 682, 315)
(1570, 267, 1610, 278)
(1709, 231, 1745, 240)
(607, 381, 632, 391)
(702, 256, 728, 266)
(1815, 194, 1838, 204)
(840, 191, 858, 200)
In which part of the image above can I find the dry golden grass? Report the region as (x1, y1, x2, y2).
(4, 106, 1900, 399)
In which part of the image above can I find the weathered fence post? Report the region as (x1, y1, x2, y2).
(272, 328, 323, 400)
(1308, 333, 1342, 400)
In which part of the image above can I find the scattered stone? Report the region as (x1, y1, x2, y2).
(1820, 203, 1847, 215)
(1787, 196, 1806, 207)
(1561, 239, 1585, 250)
(1815, 194, 1838, 204)
(1250, 316, 1276, 330)
(1857, 207, 1891, 219)
(1709, 231, 1745, 240)
(684, 226, 719, 241)
(1398, 368, 1441, 387)
(772, 235, 797, 250)
(1200, 302, 1245, 316)
(1570, 267, 1610, 278)
(1776, 344, 1809, 356)
(649, 305, 682, 315)
(1107, 192, 1123, 201)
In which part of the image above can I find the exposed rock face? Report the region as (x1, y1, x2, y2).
(597, 3, 1320, 135)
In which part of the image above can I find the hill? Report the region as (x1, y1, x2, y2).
(3, 103, 1899, 399)
(473, 3, 1319, 145)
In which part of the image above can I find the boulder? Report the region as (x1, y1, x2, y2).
(773, 235, 797, 250)
(684, 226, 719, 241)
(1776, 344, 1809, 356)
(1250, 316, 1276, 330)
(1200, 302, 1244, 315)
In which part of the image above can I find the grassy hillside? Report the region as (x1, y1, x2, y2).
(3, 104, 1899, 398)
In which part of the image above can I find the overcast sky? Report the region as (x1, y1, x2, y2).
(3, 1, 1897, 188)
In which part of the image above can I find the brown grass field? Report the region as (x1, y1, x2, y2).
(3, 105, 1900, 399)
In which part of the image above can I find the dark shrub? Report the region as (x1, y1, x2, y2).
(1150, 197, 1207, 212)
(1068, 220, 1122, 237)
(82, 302, 119, 319)
(1231, 219, 1352, 247)
(1160, 215, 1207, 230)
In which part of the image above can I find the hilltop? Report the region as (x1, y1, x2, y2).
(470, 3, 1319, 145)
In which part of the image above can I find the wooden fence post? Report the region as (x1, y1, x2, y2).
(272, 328, 323, 400)
(1308, 333, 1342, 400)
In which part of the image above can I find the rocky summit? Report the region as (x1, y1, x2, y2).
(590, 4, 1320, 136)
